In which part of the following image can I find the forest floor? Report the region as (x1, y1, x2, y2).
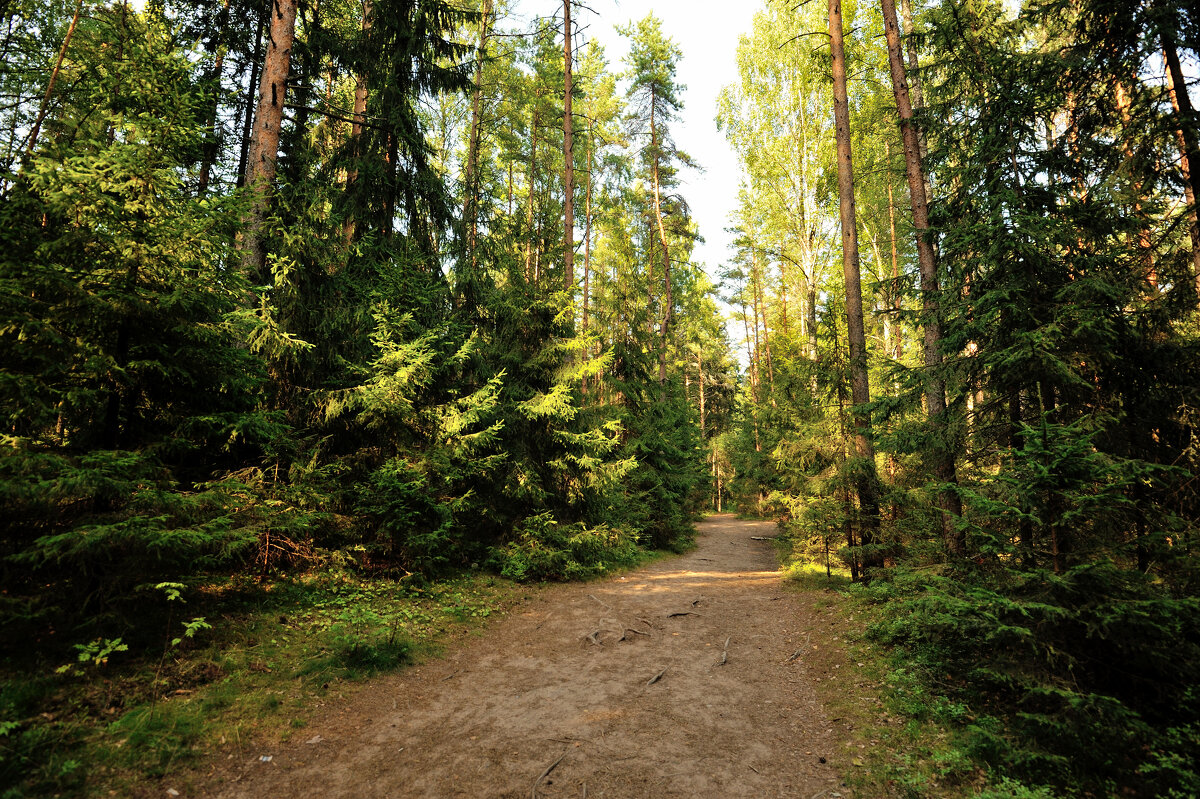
(198, 515, 892, 798)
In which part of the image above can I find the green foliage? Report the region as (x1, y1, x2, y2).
(867, 564, 1200, 796)
(490, 512, 641, 582)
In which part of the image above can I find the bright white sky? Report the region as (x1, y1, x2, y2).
(510, 0, 760, 284)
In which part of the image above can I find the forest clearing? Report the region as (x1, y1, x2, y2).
(3, 0, 1199, 796)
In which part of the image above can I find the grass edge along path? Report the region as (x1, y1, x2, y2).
(1, 570, 542, 798)
(782, 561, 1055, 799)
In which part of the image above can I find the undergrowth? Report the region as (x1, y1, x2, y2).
(785, 553, 1200, 799)
(0, 570, 526, 798)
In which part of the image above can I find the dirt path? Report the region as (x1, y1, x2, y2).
(210, 515, 847, 798)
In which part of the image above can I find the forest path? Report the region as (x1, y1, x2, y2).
(211, 515, 846, 798)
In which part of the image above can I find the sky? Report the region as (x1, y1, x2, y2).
(510, 0, 760, 285)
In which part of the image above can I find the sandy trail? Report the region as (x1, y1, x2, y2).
(211, 514, 845, 798)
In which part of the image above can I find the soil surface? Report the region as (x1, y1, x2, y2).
(208, 515, 849, 798)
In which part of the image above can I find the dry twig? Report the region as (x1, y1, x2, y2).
(531, 750, 568, 799)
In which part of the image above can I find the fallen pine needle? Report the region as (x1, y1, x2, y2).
(646, 668, 667, 686)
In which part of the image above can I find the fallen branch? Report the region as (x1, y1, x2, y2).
(636, 617, 654, 629)
(646, 667, 667, 686)
(667, 611, 701, 618)
(715, 636, 731, 667)
(624, 627, 650, 637)
(691, 597, 705, 606)
(531, 750, 568, 799)
(750, 536, 776, 541)
(585, 631, 602, 646)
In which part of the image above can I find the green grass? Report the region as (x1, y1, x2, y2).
(0, 570, 528, 798)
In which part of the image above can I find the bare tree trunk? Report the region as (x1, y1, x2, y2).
(562, 0, 575, 292)
(239, 0, 299, 279)
(1115, 81, 1156, 287)
(753, 253, 775, 395)
(198, 0, 232, 194)
(583, 125, 595, 333)
(23, 0, 83, 161)
(526, 101, 540, 282)
(236, 5, 266, 188)
(742, 300, 761, 453)
(898, 0, 927, 165)
(881, 0, 963, 558)
(650, 93, 672, 384)
(1164, 41, 1200, 299)
(829, 0, 881, 568)
(461, 0, 491, 271)
(885, 140, 903, 362)
(341, 0, 372, 248)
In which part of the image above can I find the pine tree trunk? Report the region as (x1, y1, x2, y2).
(1163, 40, 1200, 299)
(885, 140, 903, 363)
(898, 0, 927, 167)
(742, 300, 761, 453)
(197, 0, 231, 195)
(1114, 81, 1156, 287)
(23, 0, 83, 162)
(829, 0, 882, 569)
(583, 126, 595, 333)
(562, 0, 575, 292)
(236, 7, 266, 188)
(239, 0, 298, 279)
(881, 0, 963, 558)
(461, 0, 491, 280)
(650, 92, 672, 384)
(526, 101, 539, 282)
(342, 0, 373, 247)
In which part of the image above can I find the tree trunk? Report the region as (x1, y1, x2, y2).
(526, 101, 540, 281)
(583, 125, 595, 333)
(650, 92, 672, 384)
(1164, 40, 1200, 299)
(754, 253, 775, 395)
(742, 300, 761, 453)
(881, 0, 963, 558)
(1115, 81, 1156, 287)
(898, 0, 927, 166)
(562, 0, 575, 292)
(236, 5, 266, 189)
(829, 0, 882, 569)
(197, 0, 231, 195)
(460, 0, 491, 288)
(239, 0, 299, 280)
(342, 0, 373, 247)
(885, 140, 903, 362)
(23, 0, 83, 162)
